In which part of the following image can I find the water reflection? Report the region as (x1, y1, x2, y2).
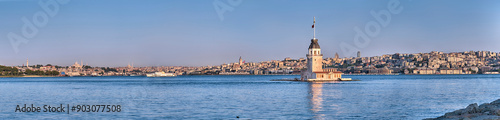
(308, 81, 339, 119)
(309, 82, 323, 113)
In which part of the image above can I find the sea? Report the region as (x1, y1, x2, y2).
(1, 75, 499, 119)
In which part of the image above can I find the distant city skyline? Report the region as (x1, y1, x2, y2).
(1, 0, 499, 67)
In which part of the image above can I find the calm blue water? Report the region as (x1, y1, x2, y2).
(1, 75, 500, 119)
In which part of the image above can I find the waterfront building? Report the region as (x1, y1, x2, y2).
(440, 69, 462, 74)
(413, 68, 436, 74)
(300, 17, 345, 81)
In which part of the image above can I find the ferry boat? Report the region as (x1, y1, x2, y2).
(146, 72, 177, 77)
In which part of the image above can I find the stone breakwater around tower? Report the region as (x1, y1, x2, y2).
(425, 99, 500, 120)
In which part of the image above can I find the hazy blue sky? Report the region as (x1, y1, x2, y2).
(1, 0, 499, 67)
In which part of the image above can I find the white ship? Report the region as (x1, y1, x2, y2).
(146, 72, 177, 77)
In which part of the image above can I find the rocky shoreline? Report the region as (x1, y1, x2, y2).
(425, 99, 500, 120)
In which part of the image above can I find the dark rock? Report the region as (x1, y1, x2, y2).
(478, 103, 500, 115)
(490, 99, 500, 105)
(425, 99, 500, 120)
(443, 109, 465, 116)
(464, 103, 478, 114)
(478, 103, 490, 113)
(459, 117, 471, 120)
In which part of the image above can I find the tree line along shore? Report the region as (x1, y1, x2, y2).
(0, 65, 59, 77)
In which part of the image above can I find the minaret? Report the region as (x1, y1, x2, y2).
(239, 56, 243, 65)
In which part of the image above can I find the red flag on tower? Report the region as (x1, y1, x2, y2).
(312, 17, 315, 28)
